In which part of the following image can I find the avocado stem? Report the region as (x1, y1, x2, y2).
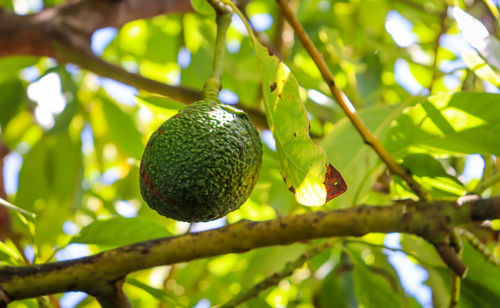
(203, 0, 233, 102)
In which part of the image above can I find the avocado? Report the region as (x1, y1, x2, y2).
(139, 99, 263, 222)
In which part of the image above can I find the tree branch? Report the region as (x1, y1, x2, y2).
(0, 197, 499, 304)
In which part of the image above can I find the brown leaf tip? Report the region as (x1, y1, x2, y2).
(324, 164, 347, 202)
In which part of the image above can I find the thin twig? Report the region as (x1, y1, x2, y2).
(473, 171, 500, 195)
(457, 228, 500, 267)
(342, 238, 436, 268)
(275, 0, 430, 200)
(54, 42, 203, 105)
(449, 273, 461, 308)
(449, 229, 463, 308)
(429, 4, 449, 93)
(218, 241, 335, 308)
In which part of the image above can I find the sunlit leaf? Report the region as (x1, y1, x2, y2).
(462, 48, 500, 86)
(454, 7, 500, 71)
(401, 153, 465, 198)
(387, 92, 500, 156)
(229, 4, 347, 206)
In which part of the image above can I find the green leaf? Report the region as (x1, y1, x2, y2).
(14, 131, 82, 211)
(0, 56, 38, 81)
(454, 7, 500, 72)
(0, 78, 25, 128)
(386, 92, 500, 157)
(460, 242, 500, 307)
(101, 96, 144, 160)
(232, 6, 346, 206)
(15, 132, 82, 250)
(319, 263, 357, 308)
(71, 216, 172, 246)
(349, 252, 402, 307)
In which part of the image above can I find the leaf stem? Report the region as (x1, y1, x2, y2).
(0, 197, 36, 219)
(457, 227, 500, 267)
(473, 170, 500, 195)
(449, 273, 461, 308)
(275, 0, 430, 201)
(203, 0, 233, 101)
(429, 4, 449, 93)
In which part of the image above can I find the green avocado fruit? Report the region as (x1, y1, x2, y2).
(139, 99, 263, 222)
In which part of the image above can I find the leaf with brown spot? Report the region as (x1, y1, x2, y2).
(237, 18, 347, 206)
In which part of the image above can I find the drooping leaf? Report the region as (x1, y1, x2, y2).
(386, 92, 500, 157)
(71, 216, 172, 247)
(230, 4, 346, 206)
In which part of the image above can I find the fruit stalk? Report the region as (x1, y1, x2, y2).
(203, 0, 233, 101)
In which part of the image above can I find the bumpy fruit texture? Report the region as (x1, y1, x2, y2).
(139, 100, 263, 222)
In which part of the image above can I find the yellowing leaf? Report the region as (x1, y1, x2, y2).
(224, 2, 347, 206)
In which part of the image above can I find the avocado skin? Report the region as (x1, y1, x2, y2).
(139, 100, 263, 222)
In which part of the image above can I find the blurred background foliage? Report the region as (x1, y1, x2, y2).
(1, 0, 500, 307)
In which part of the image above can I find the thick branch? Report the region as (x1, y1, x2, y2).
(0, 0, 268, 127)
(0, 0, 192, 58)
(0, 197, 499, 303)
